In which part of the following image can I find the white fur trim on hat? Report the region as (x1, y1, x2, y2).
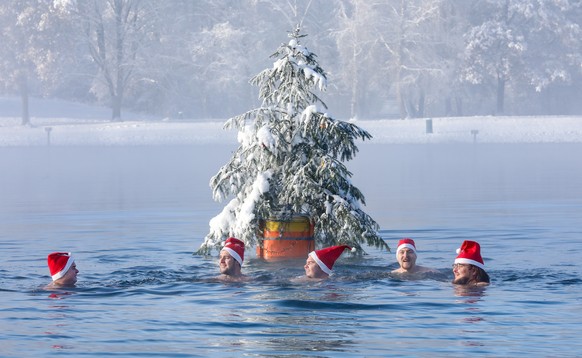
(51, 255, 75, 281)
(454, 257, 485, 271)
(222, 247, 243, 266)
(309, 251, 333, 276)
(396, 243, 416, 254)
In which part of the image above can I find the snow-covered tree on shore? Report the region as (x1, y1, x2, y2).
(0, 0, 68, 126)
(461, 0, 582, 115)
(198, 27, 387, 254)
(56, 0, 155, 121)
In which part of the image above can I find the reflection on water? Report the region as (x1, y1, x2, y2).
(453, 284, 488, 299)
(1, 144, 581, 357)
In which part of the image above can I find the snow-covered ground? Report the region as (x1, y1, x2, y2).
(1, 96, 582, 146)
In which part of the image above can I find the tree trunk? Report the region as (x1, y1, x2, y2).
(455, 96, 463, 116)
(417, 91, 425, 118)
(112, 1, 124, 122)
(445, 97, 452, 116)
(496, 75, 505, 115)
(397, 0, 407, 119)
(350, 65, 358, 119)
(19, 72, 31, 126)
(350, 11, 359, 119)
(398, 90, 408, 119)
(112, 94, 122, 121)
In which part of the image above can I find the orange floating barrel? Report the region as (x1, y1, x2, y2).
(256, 215, 315, 260)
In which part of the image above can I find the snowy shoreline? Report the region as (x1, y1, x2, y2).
(1, 115, 582, 146)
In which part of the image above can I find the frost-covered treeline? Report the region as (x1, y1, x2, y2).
(1, 0, 581, 121)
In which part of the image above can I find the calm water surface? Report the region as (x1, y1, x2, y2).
(1, 143, 581, 357)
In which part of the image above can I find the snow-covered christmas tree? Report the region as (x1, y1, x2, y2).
(197, 27, 388, 255)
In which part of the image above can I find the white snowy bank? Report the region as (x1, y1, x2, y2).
(1, 115, 582, 146)
(1, 97, 581, 146)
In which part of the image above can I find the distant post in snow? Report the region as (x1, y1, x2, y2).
(45, 127, 52, 146)
(425, 118, 433, 134)
(471, 129, 479, 143)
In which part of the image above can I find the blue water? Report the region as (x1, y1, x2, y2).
(1, 143, 581, 357)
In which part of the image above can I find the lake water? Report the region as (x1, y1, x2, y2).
(1, 143, 581, 357)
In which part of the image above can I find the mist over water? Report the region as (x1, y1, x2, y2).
(355, 143, 582, 224)
(1, 145, 230, 214)
(1, 143, 581, 356)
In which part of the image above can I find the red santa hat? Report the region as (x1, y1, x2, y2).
(308, 245, 355, 275)
(454, 240, 485, 270)
(221, 237, 245, 266)
(47, 252, 75, 281)
(396, 238, 417, 257)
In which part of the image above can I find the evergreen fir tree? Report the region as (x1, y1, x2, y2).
(197, 27, 388, 254)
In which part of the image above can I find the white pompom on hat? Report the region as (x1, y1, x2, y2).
(47, 252, 74, 281)
(221, 237, 245, 266)
(308, 245, 354, 275)
(454, 240, 485, 270)
(396, 238, 417, 258)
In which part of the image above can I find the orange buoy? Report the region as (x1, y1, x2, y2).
(257, 215, 315, 260)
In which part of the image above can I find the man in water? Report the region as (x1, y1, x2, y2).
(218, 237, 247, 281)
(452, 240, 490, 285)
(391, 238, 436, 276)
(301, 245, 355, 280)
(46, 252, 78, 288)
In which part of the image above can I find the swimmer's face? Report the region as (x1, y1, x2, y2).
(452, 263, 472, 284)
(55, 263, 78, 287)
(304, 256, 328, 279)
(397, 248, 417, 271)
(219, 251, 240, 275)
